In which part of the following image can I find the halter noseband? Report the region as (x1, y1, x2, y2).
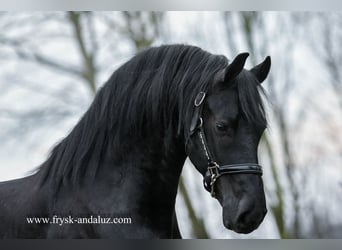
(189, 91, 263, 197)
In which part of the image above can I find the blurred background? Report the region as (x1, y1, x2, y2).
(0, 12, 341, 238)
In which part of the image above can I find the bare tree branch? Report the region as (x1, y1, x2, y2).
(68, 11, 97, 93)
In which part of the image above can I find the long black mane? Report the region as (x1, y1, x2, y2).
(37, 44, 266, 191)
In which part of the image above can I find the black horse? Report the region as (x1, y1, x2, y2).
(0, 45, 271, 238)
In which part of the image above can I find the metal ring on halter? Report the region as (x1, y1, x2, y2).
(197, 117, 203, 129)
(194, 92, 206, 106)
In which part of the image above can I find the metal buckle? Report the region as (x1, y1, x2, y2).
(194, 92, 206, 107)
(207, 162, 220, 197)
(208, 162, 219, 176)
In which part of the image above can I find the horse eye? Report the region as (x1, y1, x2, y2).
(216, 123, 228, 132)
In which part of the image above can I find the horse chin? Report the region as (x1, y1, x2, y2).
(224, 222, 259, 234)
(223, 218, 261, 234)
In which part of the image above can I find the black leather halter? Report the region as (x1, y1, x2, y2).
(189, 91, 263, 197)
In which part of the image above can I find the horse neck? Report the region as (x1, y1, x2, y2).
(112, 131, 186, 201)
(93, 128, 187, 230)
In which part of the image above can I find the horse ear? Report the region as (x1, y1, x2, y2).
(250, 56, 271, 84)
(223, 52, 249, 83)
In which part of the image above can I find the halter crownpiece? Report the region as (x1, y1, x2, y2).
(190, 91, 263, 197)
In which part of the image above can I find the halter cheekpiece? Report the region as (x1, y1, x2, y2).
(189, 91, 263, 197)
